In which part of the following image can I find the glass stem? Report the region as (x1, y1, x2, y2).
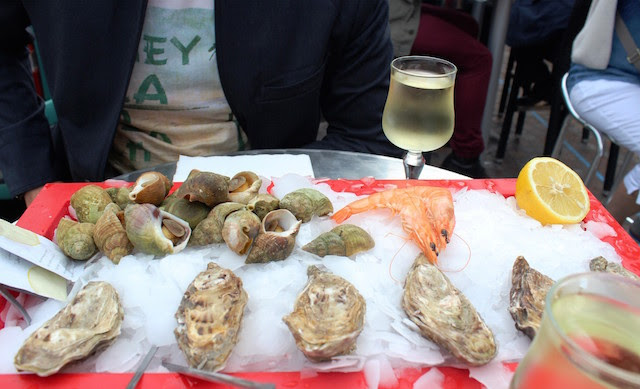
(403, 151, 425, 179)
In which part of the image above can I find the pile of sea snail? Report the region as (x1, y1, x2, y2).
(56, 169, 375, 264)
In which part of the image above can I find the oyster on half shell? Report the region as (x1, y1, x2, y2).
(14, 281, 124, 376)
(402, 254, 496, 366)
(508, 256, 554, 339)
(589, 256, 640, 281)
(283, 265, 366, 362)
(174, 262, 248, 371)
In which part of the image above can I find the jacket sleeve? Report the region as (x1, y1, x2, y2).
(0, 2, 61, 197)
(307, 0, 403, 158)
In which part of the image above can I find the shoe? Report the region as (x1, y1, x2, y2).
(441, 153, 488, 179)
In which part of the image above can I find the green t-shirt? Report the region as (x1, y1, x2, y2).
(109, 0, 246, 174)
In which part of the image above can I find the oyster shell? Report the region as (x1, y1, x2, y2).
(402, 254, 496, 366)
(162, 197, 211, 230)
(508, 256, 554, 339)
(14, 281, 124, 376)
(124, 203, 191, 256)
(280, 188, 333, 222)
(70, 185, 113, 224)
(245, 209, 302, 264)
(221, 209, 261, 255)
(589, 256, 640, 280)
(55, 218, 97, 260)
(174, 169, 230, 207)
(247, 193, 280, 220)
(228, 171, 262, 204)
(283, 265, 365, 362)
(190, 202, 246, 246)
(94, 203, 132, 264)
(302, 224, 374, 258)
(129, 171, 172, 206)
(174, 262, 248, 371)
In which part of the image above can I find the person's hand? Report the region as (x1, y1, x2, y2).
(24, 186, 44, 207)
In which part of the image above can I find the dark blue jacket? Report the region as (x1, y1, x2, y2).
(507, 0, 576, 48)
(0, 0, 398, 197)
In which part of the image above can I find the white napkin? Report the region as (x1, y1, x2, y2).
(174, 154, 315, 181)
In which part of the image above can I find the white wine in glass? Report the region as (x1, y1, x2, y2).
(382, 56, 457, 179)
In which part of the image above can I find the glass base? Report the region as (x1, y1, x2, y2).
(403, 151, 425, 179)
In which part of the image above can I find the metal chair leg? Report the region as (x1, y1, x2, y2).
(603, 143, 620, 194)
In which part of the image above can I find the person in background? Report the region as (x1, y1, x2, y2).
(388, 0, 492, 178)
(567, 0, 640, 225)
(0, 0, 400, 207)
(506, 0, 576, 106)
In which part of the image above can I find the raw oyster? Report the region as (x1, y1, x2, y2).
(124, 203, 191, 256)
(14, 281, 124, 376)
(162, 197, 211, 230)
(129, 171, 172, 206)
(221, 209, 261, 254)
(247, 193, 279, 220)
(246, 209, 302, 263)
(94, 203, 132, 264)
(70, 185, 113, 224)
(228, 171, 262, 204)
(174, 262, 248, 371)
(55, 218, 97, 260)
(508, 256, 554, 339)
(283, 265, 365, 362)
(174, 169, 230, 207)
(402, 254, 496, 366)
(589, 256, 640, 280)
(106, 186, 133, 210)
(191, 202, 246, 246)
(280, 188, 333, 222)
(302, 224, 374, 258)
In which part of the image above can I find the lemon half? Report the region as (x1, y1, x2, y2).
(515, 157, 590, 224)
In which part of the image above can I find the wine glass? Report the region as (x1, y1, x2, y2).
(382, 56, 457, 179)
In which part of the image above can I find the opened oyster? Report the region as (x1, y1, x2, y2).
(174, 262, 248, 371)
(191, 202, 245, 246)
(402, 254, 496, 366)
(302, 224, 374, 258)
(129, 171, 172, 206)
(246, 209, 302, 264)
(14, 281, 123, 376)
(124, 203, 191, 256)
(283, 265, 365, 362)
(280, 188, 333, 222)
(228, 171, 262, 204)
(70, 185, 113, 224)
(174, 169, 230, 207)
(589, 256, 640, 280)
(508, 256, 554, 339)
(55, 218, 97, 260)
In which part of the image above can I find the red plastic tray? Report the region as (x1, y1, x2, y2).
(2, 179, 639, 388)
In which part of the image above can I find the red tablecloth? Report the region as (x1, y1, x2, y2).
(2, 179, 638, 388)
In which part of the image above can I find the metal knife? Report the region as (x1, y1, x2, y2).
(162, 361, 276, 389)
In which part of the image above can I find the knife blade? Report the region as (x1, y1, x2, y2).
(126, 345, 158, 389)
(162, 361, 275, 389)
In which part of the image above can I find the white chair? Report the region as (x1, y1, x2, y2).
(552, 73, 633, 203)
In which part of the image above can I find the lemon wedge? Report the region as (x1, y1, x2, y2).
(515, 157, 590, 224)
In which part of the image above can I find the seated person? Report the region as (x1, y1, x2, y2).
(568, 0, 640, 224)
(388, 0, 492, 178)
(0, 0, 400, 206)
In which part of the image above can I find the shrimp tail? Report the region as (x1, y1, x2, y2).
(332, 207, 353, 223)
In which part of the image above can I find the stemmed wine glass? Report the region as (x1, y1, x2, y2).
(382, 56, 457, 179)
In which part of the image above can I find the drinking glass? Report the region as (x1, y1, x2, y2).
(510, 272, 640, 389)
(382, 56, 457, 179)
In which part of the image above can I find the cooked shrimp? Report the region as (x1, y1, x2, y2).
(332, 186, 455, 264)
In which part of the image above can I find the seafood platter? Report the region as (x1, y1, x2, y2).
(1, 169, 639, 389)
